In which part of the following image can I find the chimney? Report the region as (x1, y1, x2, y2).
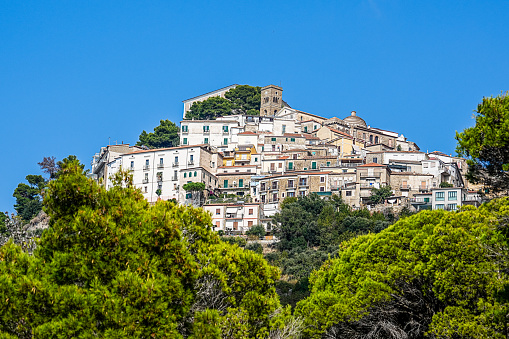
(351, 111, 357, 116)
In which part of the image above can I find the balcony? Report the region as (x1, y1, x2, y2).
(143, 165, 150, 171)
(418, 186, 429, 192)
(287, 184, 295, 189)
(222, 129, 229, 134)
(188, 160, 194, 166)
(172, 175, 178, 181)
(157, 163, 164, 169)
(225, 213, 242, 219)
(359, 174, 381, 179)
(298, 181, 308, 187)
(172, 162, 179, 167)
(400, 185, 411, 190)
(270, 185, 279, 191)
(142, 179, 149, 184)
(157, 176, 163, 182)
(203, 129, 210, 134)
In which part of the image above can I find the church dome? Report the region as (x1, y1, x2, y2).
(343, 111, 367, 128)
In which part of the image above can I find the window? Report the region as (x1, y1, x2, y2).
(224, 180, 228, 188)
(304, 126, 308, 132)
(254, 157, 258, 162)
(291, 138, 295, 142)
(223, 126, 229, 133)
(447, 203, 457, 211)
(130, 161, 134, 168)
(194, 171, 197, 177)
(144, 186, 148, 193)
(370, 135, 373, 143)
(326, 161, 330, 167)
(248, 221, 253, 227)
(146, 159, 149, 166)
(203, 126, 209, 132)
(436, 192, 445, 201)
(183, 138, 188, 145)
(314, 125, 318, 130)
(182, 125, 188, 132)
(216, 209, 220, 215)
(233, 222, 238, 230)
(278, 163, 282, 168)
(215, 221, 220, 228)
(271, 137, 276, 142)
(190, 154, 194, 162)
(159, 158, 164, 165)
(223, 138, 228, 145)
(320, 176, 325, 183)
(186, 193, 192, 199)
(436, 204, 445, 210)
(175, 156, 178, 163)
(239, 179, 244, 187)
(373, 157, 378, 163)
(145, 173, 148, 181)
(282, 125, 286, 133)
(270, 163, 275, 171)
(375, 136, 379, 143)
(312, 162, 317, 169)
(288, 192, 295, 197)
(249, 208, 253, 215)
(204, 138, 209, 144)
(320, 186, 325, 192)
(448, 191, 457, 200)
(346, 191, 352, 196)
(184, 173, 187, 178)
(288, 162, 293, 170)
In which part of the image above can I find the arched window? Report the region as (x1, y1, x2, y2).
(375, 136, 379, 144)
(370, 135, 373, 143)
(194, 171, 197, 177)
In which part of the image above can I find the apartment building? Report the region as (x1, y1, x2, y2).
(91, 144, 143, 185)
(204, 203, 263, 233)
(106, 145, 220, 203)
(355, 163, 391, 205)
(180, 119, 240, 150)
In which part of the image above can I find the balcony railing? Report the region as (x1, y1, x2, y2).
(172, 162, 179, 167)
(418, 186, 429, 191)
(157, 163, 164, 169)
(271, 185, 279, 190)
(400, 185, 411, 190)
(287, 184, 295, 189)
(142, 179, 149, 184)
(172, 176, 178, 181)
(222, 129, 229, 134)
(260, 186, 267, 191)
(298, 181, 308, 187)
(188, 160, 194, 166)
(203, 129, 210, 134)
(143, 165, 150, 171)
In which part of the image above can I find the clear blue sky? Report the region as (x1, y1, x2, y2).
(1, 1, 508, 212)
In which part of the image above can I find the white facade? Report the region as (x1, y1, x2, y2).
(106, 145, 219, 203)
(180, 119, 241, 151)
(204, 203, 262, 233)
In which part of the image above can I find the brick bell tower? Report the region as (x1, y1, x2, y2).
(260, 85, 283, 116)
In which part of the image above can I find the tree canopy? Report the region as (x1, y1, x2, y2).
(456, 92, 509, 194)
(370, 185, 393, 204)
(0, 162, 295, 337)
(184, 85, 261, 120)
(296, 199, 509, 338)
(137, 119, 180, 149)
(12, 174, 46, 222)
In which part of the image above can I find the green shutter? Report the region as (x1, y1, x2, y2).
(239, 179, 244, 187)
(312, 162, 317, 169)
(289, 162, 293, 170)
(184, 173, 187, 178)
(224, 180, 228, 188)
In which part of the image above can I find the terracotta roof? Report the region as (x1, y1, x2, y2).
(278, 156, 290, 160)
(283, 133, 305, 137)
(238, 131, 258, 135)
(326, 126, 354, 139)
(357, 163, 386, 168)
(304, 135, 320, 140)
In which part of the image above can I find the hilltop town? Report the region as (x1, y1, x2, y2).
(90, 84, 481, 234)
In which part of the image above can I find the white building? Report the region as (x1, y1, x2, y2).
(204, 203, 263, 233)
(106, 145, 221, 203)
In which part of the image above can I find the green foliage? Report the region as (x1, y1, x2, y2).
(370, 185, 393, 204)
(245, 242, 263, 255)
(224, 85, 262, 116)
(220, 236, 247, 248)
(439, 181, 454, 187)
(456, 92, 509, 193)
(296, 199, 509, 338)
(183, 182, 206, 192)
(13, 174, 46, 221)
(137, 119, 180, 149)
(0, 212, 6, 234)
(0, 164, 285, 337)
(185, 85, 261, 120)
(245, 224, 265, 238)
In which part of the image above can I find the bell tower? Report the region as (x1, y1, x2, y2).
(260, 85, 283, 116)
